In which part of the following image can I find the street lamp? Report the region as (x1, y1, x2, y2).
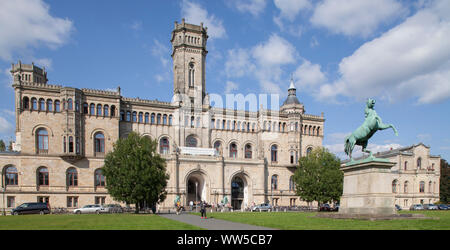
(195, 181, 198, 212)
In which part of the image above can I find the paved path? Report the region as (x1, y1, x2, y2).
(159, 213, 275, 230)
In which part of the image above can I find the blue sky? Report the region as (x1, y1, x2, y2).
(0, 0, 449, 161)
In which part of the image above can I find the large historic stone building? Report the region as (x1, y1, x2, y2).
(0, 20, 325, 212)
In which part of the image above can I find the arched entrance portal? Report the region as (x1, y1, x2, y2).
(186, 173, 206, 206)
(231, 176, 247, 210)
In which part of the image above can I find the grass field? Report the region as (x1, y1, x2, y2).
(0, 213, 203, 230)
(191, 211, 450, 230)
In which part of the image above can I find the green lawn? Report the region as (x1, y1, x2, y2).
(0, 213, 203, 230)
(192, 211, 450, 230)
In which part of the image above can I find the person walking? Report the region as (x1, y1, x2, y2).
(200, 201, 207, 219)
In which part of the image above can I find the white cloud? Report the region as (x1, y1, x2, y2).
(0, 116, 13, 134)
(225, 48, 255, 78)
(0, 0, 73, 61)
(130, 20, 143, 31)
(310, 0, 405, 38)
(274, 0, 312, 21)
(181, 0, 226, 39)
(316, 0, 450, 104)
(252, 34, 297, 66)
(325, 142, 402, 159)
(225, 81, 239, 94)
(229, 0, 267, 17)
(293, 59, 327, 88)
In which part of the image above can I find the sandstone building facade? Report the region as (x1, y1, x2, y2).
(0, 20, 325, 212)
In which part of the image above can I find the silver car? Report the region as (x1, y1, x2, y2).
(410, 204, 424, 211)
(252, 203, 272, 212)
(73, 204, 105, 214)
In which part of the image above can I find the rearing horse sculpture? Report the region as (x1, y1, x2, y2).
(345, 98, 398, 160)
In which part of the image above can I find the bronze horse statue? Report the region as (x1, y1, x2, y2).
(345, 98, 398, 159)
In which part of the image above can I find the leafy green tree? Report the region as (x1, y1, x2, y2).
(101, 132, 169, 213)
(0, 140, 5, 152)
(293, 147, 343, 208)
(440, 159, 449, 203)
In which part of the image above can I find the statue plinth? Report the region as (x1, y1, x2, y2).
(339, 157, 396, 216)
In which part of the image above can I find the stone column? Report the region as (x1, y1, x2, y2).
(339, 158, 396, 215)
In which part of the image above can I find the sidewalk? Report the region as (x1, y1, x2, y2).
(159, 213, 275, 230)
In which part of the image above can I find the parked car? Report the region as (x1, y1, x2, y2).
(437, 204, 448, 210)
(423, 204, 438, 210)
(11, 202, 51, 215)
(395, 204, 402, 211)
(319, 203, 332, 212)
(73, 204, 105, 214)
(252, 203, 272, 212)
(410, 204, 424, 210)
(103, 204, 123, 213)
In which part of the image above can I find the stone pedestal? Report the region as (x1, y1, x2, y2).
(339, 157, 396, 216)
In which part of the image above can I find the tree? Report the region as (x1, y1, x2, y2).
(0, 140, 5, 152)
(293, 147, 343, 208)
(440, 159, 450, 203)
(101, 132, 169, 213)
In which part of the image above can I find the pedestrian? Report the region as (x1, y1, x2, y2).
(189, 200, 193, 211)
(200, 201, 207, 219)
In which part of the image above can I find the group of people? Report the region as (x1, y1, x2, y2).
(176, 200, 208, 219)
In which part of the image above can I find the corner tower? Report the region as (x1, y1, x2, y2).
(171, 19, 208, 108)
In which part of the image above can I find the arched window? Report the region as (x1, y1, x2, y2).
(36, 128, 48, 154)
(229, 143, 237, 158)
(271, 145, 278, 162)
(38, 167, 49, 186)
(417, 158, 422, 169)
(68, 136, 74, 153)
(95, 169, 105, 187)
(169, 115, 173, 125)
(145, 113, 149, 123)
(47, 99, 53, 112)
(190, 116, 195, 128)
(289, 176, 295, 192)
(271, 175, 278, 190)
(419, 181, 425, 193)
(163, 114, 167, 125)
(186, 135, 197, 147)
(75, 100, 80, 112)
(67, 98, 73, 110)
(110, 105, 116, 117)
(290, 151, 295, 164)
(23, 97, 30, 110)
(103, 105, 109, 117)
(392, 179, 398, 193)
(138, 112, 143, 123)
(67, 168, 78, 187)
(306, 147, 313, 156)
(132, 111, 137, 122)
(126, 111, 131, 122)
(151, 113, 155, 124)
(120, 110, 125, 121)
(4, 166, 18, 186)
(39, 98, 45, 111)
(189, 62, 195, 87)
(54, 100, 60, 112)
(94, 132, 105, 155)
(428, 181, 432, 193)
(157, 114, 162, 124)
(214, 141, 222, 155)
(404, 161, 408, 171)
(31, 98, 38, 110)
(160, 137, 170, 155)
(245, 144, 252, 159)
(404, 181, 409, 193)
(97, 104, 102, 116)
(81, 103, 88, 114)
(90, 103, 95, 115)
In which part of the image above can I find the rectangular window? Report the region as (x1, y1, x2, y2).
(95, 196, 106, 205)
(37, 196, 49, 204)
(67, 196, 78, 208)
(7, 196, 15, 208)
